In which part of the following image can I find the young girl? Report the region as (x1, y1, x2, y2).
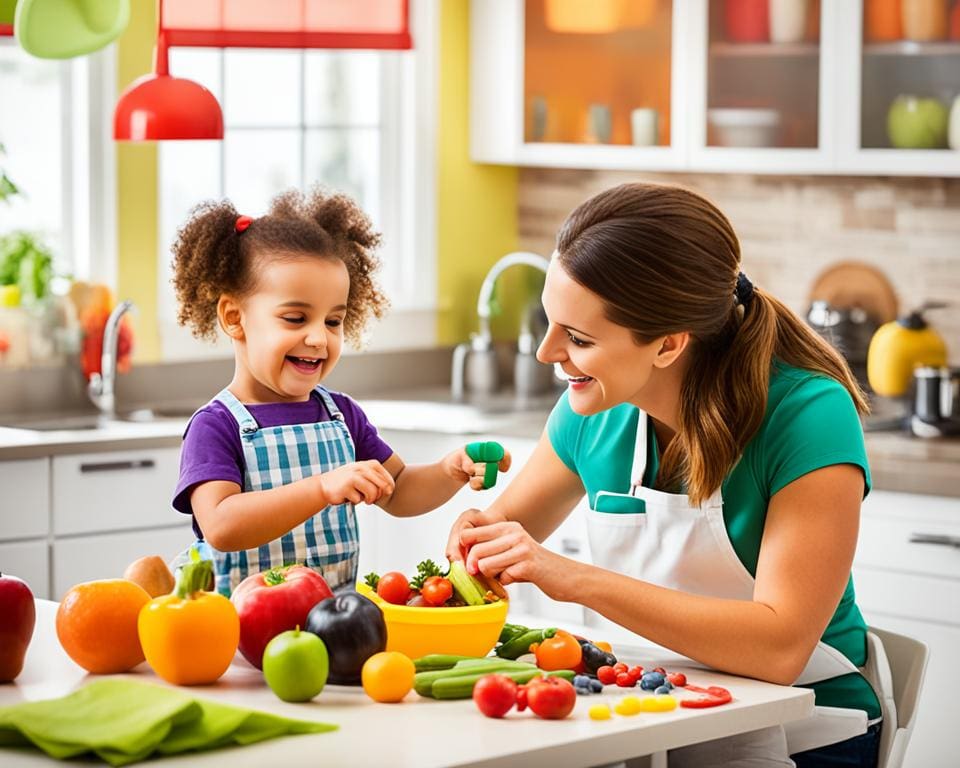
(170, 187, 510, 596)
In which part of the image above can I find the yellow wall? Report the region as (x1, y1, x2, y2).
(436, 0, 519, 345)
(114, 0, 520, 358)
(115, 1, 160, 361)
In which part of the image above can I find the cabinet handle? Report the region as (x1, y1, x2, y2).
(909, 533, 960, 549)
(79, 459, 156, 473)
(561, 537, 581, 555)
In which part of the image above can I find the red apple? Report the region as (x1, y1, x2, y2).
(230, 564, 333, 669)
(524, 675, 577, 719)
(0, 573, 36, 682)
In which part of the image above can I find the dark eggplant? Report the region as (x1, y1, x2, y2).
(305, 591, 387, 685)
(578, 638, 617, 673)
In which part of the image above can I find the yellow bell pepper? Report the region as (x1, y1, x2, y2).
(138, 551, 239, 685)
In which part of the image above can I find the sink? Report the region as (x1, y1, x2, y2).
(1, 406, 198, 432)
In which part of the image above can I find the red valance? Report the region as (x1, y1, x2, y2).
(161, 0, 411, 50)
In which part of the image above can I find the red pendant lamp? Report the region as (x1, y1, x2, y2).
(113, 0, 223, 141)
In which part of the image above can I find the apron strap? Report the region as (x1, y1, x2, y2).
(313, 386, 345, 422)
(214, 388, 260, 438)
(630, 410, 648, 492)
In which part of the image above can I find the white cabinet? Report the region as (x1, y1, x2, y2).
(0, 458, 49, 540)
(53, 525, 193, 600)
(854, 490, 960, 768)
(52, 448, 181, 535)
(0, 539, 49, 600)
(471, 0, 960, 176)
(0, 445, 187, 600)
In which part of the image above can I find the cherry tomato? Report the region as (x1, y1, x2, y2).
(524, 676, 577, 719)
(420, 576, 453, 607)
(473, 674, 518, 718)
(532, 630, 582, 671)
(376, 572, 412, 605)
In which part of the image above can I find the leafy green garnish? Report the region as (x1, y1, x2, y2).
(409, 559, 448, 590)
(363, 571, 380, 590)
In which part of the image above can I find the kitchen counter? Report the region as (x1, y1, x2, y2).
(1, 600, 815, 768)
(1, 387, 957, 497)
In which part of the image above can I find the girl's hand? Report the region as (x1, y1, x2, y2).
(317, 460, 395, 506)
(445, 507, 507, 563)
(460, 520, 574, 602)
(443, 446, 512, 490)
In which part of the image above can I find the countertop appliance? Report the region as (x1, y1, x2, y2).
(910, 366, 960, 438)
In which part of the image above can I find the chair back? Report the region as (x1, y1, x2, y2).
(864, 627, 930, 768)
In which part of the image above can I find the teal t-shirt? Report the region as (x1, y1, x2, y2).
(547, 361, 880, 719)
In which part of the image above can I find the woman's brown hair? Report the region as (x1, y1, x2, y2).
(171, 187, 388, 346)
(556, 182, 868, 506)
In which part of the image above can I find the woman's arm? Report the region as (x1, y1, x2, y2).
(445, 431, 588, 561)
(192, 460, 395, 551)
(376, 449, 513, 518)
(465, 462, 864, 685)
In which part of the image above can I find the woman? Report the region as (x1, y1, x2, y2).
(446, 183, 881, 768)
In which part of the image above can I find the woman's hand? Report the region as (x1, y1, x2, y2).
(459, 520, 575, 602)
(445, 507, 507, 563)
(442, 446, 512, 490)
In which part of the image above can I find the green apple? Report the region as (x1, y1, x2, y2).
(262, 627, 329, 702)
(887, 96, 949, 149)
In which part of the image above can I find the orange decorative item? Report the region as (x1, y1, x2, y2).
(949, 0, 960, 38)
(864, 0, 903, 42)
(531, 629, 583, 671)
(56, 579, 151, 674)
(71, 283, 133, 380)
(138, 549, 239, 685)
(901, 0, 948, 40)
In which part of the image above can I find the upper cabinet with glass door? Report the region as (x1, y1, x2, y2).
(837, 0, 960, 175)
(686, 0, 837, 172)
(471, 0, 960, 176)
(471, 0, 687, 170)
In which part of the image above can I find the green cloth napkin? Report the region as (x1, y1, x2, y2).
(0, 678, 337, 766)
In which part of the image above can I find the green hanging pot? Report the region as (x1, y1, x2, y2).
(15, 0, 129, 59)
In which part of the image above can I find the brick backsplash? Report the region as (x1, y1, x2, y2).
(518, 170, 960, 365)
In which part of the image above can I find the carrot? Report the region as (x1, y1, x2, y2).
(138, 549, 239, 685)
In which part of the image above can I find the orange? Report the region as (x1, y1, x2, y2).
(361, 651, 415, 703)
(56, 579, 150, 674)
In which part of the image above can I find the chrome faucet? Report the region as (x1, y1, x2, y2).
(452, 252, 552, 401)
(87, 299, 134, 419)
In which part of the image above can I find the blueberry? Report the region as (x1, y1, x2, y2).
(639, 678, 659, 690)
(575, 685, 592, 696)
(654, 685, 672, 695)
(590, 678, 604, 692)
(573, 675, 590, 687)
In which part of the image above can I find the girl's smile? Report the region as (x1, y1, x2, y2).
(222, 255, 350, 404)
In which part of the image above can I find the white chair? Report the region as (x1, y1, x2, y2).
(863, 627, 929, 768)
(785, 627, 928, 768)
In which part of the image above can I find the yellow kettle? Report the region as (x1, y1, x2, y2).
(867, 304, 947, 397)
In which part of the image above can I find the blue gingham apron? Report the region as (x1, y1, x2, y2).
(204, 386, 360, 596)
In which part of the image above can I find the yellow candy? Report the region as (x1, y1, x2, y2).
(589, 704, 613, 721)
(640, 694, 678, 712)
(614, 696, 642, 716)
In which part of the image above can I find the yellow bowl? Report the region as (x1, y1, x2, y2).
(357, 582, 508, 660)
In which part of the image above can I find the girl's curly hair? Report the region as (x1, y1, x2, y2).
(171, 187, 389, 346)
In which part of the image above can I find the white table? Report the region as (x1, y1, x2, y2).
(1, 601, 814, 767)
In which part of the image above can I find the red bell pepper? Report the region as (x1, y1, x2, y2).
(680, 684, 733, 709)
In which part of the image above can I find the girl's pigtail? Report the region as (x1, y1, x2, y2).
(171, 200, 247, 340)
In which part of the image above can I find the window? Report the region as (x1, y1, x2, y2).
(158, 3, 436, 359)
(0, 42, 114, 279)
(0, 41, 113, 282)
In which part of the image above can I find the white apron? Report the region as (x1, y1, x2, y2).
(584, 411, 875, 752)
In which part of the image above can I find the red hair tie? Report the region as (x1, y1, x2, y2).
(235, 215, 253, 233)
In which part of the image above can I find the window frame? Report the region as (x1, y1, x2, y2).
(156, 0, 437, 360)
(0, 40, 116, 286)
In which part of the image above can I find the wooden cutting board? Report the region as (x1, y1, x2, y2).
(807, 262, 899, 323)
